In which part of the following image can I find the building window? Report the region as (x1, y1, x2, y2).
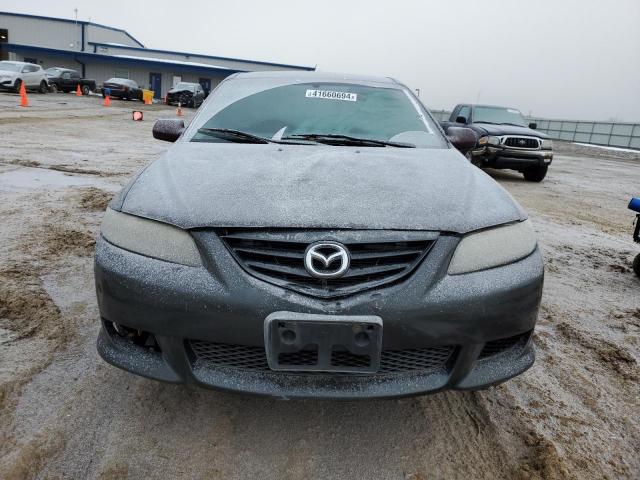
(0, 29, 7, 42)
(114, 68, 129, 79)
(172, 75, 182, 87)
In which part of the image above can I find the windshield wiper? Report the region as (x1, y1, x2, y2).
(283, 133, 415, 148)
(196, 128, 273, 144)
(196, 128, 312, 145)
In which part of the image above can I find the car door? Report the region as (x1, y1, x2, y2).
(61, 71, 72, 90)
(21, 65, 33, 87)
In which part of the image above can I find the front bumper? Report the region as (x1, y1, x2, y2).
(95, 233, 544, 399)
(472, 146, 553, 170)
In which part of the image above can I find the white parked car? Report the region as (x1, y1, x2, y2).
(0, 61, 49, 93)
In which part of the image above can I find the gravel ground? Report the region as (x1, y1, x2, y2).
(0, 92, 638, 480)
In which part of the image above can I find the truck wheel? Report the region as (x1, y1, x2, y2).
(50, 83, 59, 93)
(633, 254, 640, 278)
(523, 165, 548, 182)
(465, 151, 482, 168)
(81, 85, 90, 95)
(39, 81, 48, 94)
(13, 79, 22, 93)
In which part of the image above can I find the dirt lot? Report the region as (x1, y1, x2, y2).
(0, 92, 638, 479)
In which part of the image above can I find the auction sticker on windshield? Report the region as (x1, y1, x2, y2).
(305, 89, 357, 102)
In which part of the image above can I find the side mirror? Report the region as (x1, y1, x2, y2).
(152, 118, 185, 142)
(447, 127, 477, 153)
(528, 122, 537, 130)
(455, 116, 467, 124)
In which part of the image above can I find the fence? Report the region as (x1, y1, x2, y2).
(427, 109, 640, 150)
(525, 118, 640, 150)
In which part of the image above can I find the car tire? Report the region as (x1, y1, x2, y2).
(179, 93, 190, 107)
(50, 83, 59, 93)
(523, 165, 548, 182)
(39, 81, 48, 94)
(633, 254, 640, 278)
(81, 85, 91, 96)
(13, 79, 22, 93)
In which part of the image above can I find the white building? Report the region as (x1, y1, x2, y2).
(0, 11, 314, 97)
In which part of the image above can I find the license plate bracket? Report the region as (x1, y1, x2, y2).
(264, 312, 383, 373)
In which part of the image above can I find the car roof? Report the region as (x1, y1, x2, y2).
(468, 104, 521, 110)
(0, 61, 28, 66)
(232, 70, 400, 87)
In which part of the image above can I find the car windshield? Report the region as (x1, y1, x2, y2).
(45, 68, 64, 77)
(0, 62, 21, 72)
(190, 81, 445, 148)
(473, 106, 527, 127)
(174, 83, 195, 91)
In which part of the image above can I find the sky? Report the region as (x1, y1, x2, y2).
(4, 0, 640, 121)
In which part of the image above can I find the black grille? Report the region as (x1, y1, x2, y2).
(189, 340, 454, 375)
(219, 229, 436, 298)
(279, 348, 318, 366)
(503, 137, 539, 149)
(479, 332, 530, 359)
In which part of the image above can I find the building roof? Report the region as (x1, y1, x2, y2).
(88, 42, 315, 71)
(3, 43, 247, 75)
(0, 10, 145, 47)
(1, 10, 315, 71)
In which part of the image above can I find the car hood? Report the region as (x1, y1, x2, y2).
(473, 123, 550, 139)
(113, 143, 526, 233)
(0, 69, 18, 78)
(168, 88, 193, 94)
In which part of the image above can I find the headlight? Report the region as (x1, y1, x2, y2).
(478, 136, 501, 146)
(101, 208, 202, 267)
(541, 139, 553, 149)
(448, 220, 537, 275)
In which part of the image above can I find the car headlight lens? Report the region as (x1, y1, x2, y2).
(478, 135, 501, 146)
(101, 208, 202, 267)
(448, 220, 537, 275)
(541, 139, 553, 149)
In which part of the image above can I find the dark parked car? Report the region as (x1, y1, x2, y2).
(101, 78, 142, 101)
(166, 82, 205, 108)
(45, 68, 96, 94)
(95, 72, 543, 399)
(441, 104, 553, 182)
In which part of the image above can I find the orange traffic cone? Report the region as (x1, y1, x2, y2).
(103, 95, 111, 107)
(176, 103, 183, 117)
(20, 91, 29, 107)
(19, 81, 26, 97)
(76, 84, 82, 96)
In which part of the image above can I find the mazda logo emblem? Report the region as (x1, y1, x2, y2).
(518, 139, 526, 145)
(304, 242, 350, 279)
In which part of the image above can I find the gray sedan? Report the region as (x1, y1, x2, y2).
(95, 71, 543, 399)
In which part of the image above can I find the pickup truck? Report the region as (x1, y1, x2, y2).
(45, 68, 97, 95)
(440, 104, 553, 182)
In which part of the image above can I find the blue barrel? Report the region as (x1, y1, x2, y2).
(629, 197, 640, 213)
